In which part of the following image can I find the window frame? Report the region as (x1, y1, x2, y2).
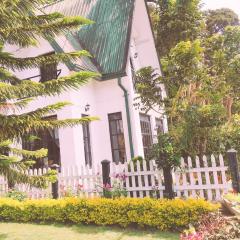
(155, 117, 164, 135)
(82, 114, 92, 168)
(108, 112, 126, 164)
(39, 52, 58, 83)
(139, 113, 153, 158)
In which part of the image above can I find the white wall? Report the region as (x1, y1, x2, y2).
(124, 0, 168, 159)
(7, 37, 133, 167)
(5, 0, 167, 166)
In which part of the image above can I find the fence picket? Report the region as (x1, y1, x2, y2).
(0, 153, 232, 201)
(211, 155, 221, 199)
(195, 156, 204, 198)
(124, 162, 130, 197)
(130, 161, 137, 197)
(203, 155, 213, 201)
(136, 161, 143, 198)
(188, 157, 197, 198)
(142, 160, 150, 197)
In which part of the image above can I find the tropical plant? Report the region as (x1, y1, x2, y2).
(151, 0, 204, 57)
(147, 133, 180, 198)
(5, 189, 27, 202)
(138, 1, 240, 156)
(0, 0, 98, 187)
(205, 8, 239, 35)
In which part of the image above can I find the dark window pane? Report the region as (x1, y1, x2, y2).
(113, 150, 120, 164)
(109, 112, 122, 121)
(110, 121, 117, 135)
(118, 135, 125, 149)
(82, 114, 92, 167)
(156, 118, 164, 135)
(140, 114, 153, 158)
(119, 150, 126, 164)
(112, 135, 119, 149)
(108, 112, 126, 164)
(22, 115, 60, 168)
(116, 120, 123, 133)
(40, 52, 57, 83)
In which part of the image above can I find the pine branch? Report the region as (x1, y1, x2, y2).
(0, 50, 91, 70)
(0, 115, 99, 140)
(0, 99, 32, 114)
(0, 71, 99, 101)
(11, 148, 48, 159)
(0, 68, 21, 84)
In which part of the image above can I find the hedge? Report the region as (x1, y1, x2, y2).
(0, 197, 219, 231)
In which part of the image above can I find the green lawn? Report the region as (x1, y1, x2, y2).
(0, 223, 179, 240)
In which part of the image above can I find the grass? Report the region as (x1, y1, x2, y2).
(0, 223, 179, 240)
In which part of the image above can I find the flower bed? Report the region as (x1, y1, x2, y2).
(181, 213, 240, 240)
(0, 198, 218, 231)
(222, 193, 240, 216)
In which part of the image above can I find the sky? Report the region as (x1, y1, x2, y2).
(201, 0, 240, 16)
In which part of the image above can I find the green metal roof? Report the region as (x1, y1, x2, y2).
(44, 0, 135, 80)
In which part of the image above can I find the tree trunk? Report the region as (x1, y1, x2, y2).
(163, 166, 174, 199)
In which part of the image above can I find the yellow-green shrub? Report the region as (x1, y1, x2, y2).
(0, 197, 219, 231)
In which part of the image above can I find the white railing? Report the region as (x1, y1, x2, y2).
(58, 164, 102, 198)
(174, 155, 231, 201)
(16, 168, 52, 199)
(110, 154, 232, 201)
(0, 154, 233, 201)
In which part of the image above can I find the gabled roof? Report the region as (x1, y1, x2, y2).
(44, 0, 135, 80)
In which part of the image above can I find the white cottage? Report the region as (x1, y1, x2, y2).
(8, 0, 167, 168)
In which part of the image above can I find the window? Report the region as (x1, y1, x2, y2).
(155, 118, 164, 135)
(140, 114, 153, 158)
(130, 58, 136, 89)
(22, 116, 60, 168)
(108, 112, 126, 164)
(82, 114, 92, 167)
(40, 52, 58, 83)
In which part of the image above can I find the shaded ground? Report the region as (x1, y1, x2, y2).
(0, 223, 179, 240)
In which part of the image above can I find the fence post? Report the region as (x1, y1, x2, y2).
(51, 164, 60, 199)
(101, 160, 111, 186)
(227, 149, 240, 193)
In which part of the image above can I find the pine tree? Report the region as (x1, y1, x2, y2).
(0, 0, 99, 188)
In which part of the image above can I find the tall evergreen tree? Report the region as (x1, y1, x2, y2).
(0, 0, 98, 187)
(153, 0, 203, 57)
(205, 8, 239, 35)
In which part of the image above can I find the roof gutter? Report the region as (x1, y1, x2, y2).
(118, 77, 134, 159)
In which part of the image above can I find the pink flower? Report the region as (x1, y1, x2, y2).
(77, 184, 84, 189)
(103, 183, 112, 189)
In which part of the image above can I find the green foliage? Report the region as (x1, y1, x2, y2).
(0, 0, 98, 187)
(5, 189, 27, 202)
(0, 197, 218, 231)
(153, 0, 204, 57)
(102, 182, 127, 199)
(137, 6, 240, 156)
(205, 8, 239, 35)
(147, 133, 180, 169)
(131, 156, 144, 164)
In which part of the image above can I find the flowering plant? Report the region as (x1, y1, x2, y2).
(96, 173, 128, 199)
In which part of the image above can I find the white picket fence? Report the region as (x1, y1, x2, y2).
(174, 155, 231, 201)
(0, 154, 233, 201)
(110, 154, 232, 200)
(58, 164, 102, 198)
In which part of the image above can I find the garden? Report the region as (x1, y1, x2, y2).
(0, 196, 218, 240)
(1, 0, 240, 239)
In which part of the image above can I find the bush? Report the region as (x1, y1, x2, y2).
(0, 198, 219, 231)
(5, 190, 27, 202)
